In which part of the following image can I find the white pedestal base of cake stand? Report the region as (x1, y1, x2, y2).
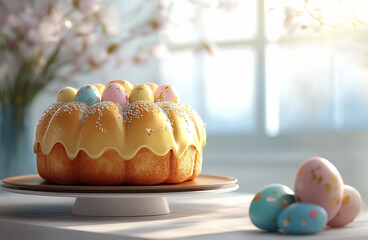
(1, 186, 238, 216)
(73, 196, 169, 216)
(1, 174, 238, 217)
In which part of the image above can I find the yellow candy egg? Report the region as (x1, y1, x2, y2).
(121, 80, 134, 95)
(57, 87, 78, 103)
(94, 83, 105, 96)
(108, 80, 133, 95)
(146, 83, 158, 93)
(129, 84, 154, 103)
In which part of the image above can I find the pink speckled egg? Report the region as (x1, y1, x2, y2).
(154, 84, 179, 103)
(101, 83, 128, 107)
(328, 185, 361, 227)
(294, 157, 344, 222)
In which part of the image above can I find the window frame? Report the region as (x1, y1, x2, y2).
(157, 0, 368, 163)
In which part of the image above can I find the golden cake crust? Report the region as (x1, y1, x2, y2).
(37, 143, 202, 185)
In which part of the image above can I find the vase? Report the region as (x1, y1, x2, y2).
(0, 104, 36, 179)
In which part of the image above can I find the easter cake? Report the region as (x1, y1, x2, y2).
(34, 80, 206, 185)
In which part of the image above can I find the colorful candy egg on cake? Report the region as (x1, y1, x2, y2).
(101, 83, 128, 107)
(146, 83, 158, 93)
(249, 184, 295, 231)
(277, 203, 327, 234)
(294, 157, 344, 222)
(57, 87, 78, 103)
(74, 84, 101, 106)
(154, 84, 179, 103)
(108, 80, 133, 95)
(129, 84, 154, 103)
(328, 185, 361, 227)
(93, 83, 105, 96)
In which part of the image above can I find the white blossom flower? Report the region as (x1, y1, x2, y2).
(38, 10, 64, 42)
(77, 21, 94, 35)
(91, 50, 108, 65)
(98, 4, 120, 36)
(75, 0, 101, 14)
(151, 42, 170, 59)
(218, 0, 239, 12)
(283, 7, 300, 34)
(84, 34, 97, 48)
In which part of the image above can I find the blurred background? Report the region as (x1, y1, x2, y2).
(1, 0, 368, 194)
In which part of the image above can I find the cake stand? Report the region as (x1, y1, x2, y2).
(1, 174, 238, 217)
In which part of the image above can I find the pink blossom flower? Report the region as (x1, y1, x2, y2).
(6, 14, 20, 30)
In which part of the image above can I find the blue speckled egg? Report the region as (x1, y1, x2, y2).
(277, 203, 327, 235)
(249, 184, 295, 231)
(75, 84, 101, 106)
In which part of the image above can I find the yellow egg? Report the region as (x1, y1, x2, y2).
(107, 80, 133, 95)
(129, 84, 154, 103)
(94, 83, 105, 96)
(57, 87, 78, 103)
(121, 80, 134, 95)
(146, 83, 158, 93)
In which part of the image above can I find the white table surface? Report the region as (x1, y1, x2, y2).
(1, 192, 368, 240)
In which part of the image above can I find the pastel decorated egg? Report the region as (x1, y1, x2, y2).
(101, 83, 128, 107)
(328, 185, 361, 227)
(154, 84, 179, 103)
(277, 203, 327, 235)
(129, 84, 154, 103)
(94, 83, 105, 96)
(295, 157, 344, 222)
(108, 80, 133, 95)
(57, 87, 78, 103)
(75, 84, 101, 106)
(249, 184, 295, 231)
(146, 83, 158, 93)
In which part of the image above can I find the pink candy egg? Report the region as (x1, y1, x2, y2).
(154, 84, 179, 103)
(295, 157, 344, 222)
(101, 83, 128, 107)
(328, 185, 361, 227)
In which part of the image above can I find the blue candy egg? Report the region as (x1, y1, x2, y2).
(249, 184, 295, 231)
(75, 84, 101, 106)
(277, 203, 327, 235)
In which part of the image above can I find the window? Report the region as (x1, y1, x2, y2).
(158, 0, 368, 161)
